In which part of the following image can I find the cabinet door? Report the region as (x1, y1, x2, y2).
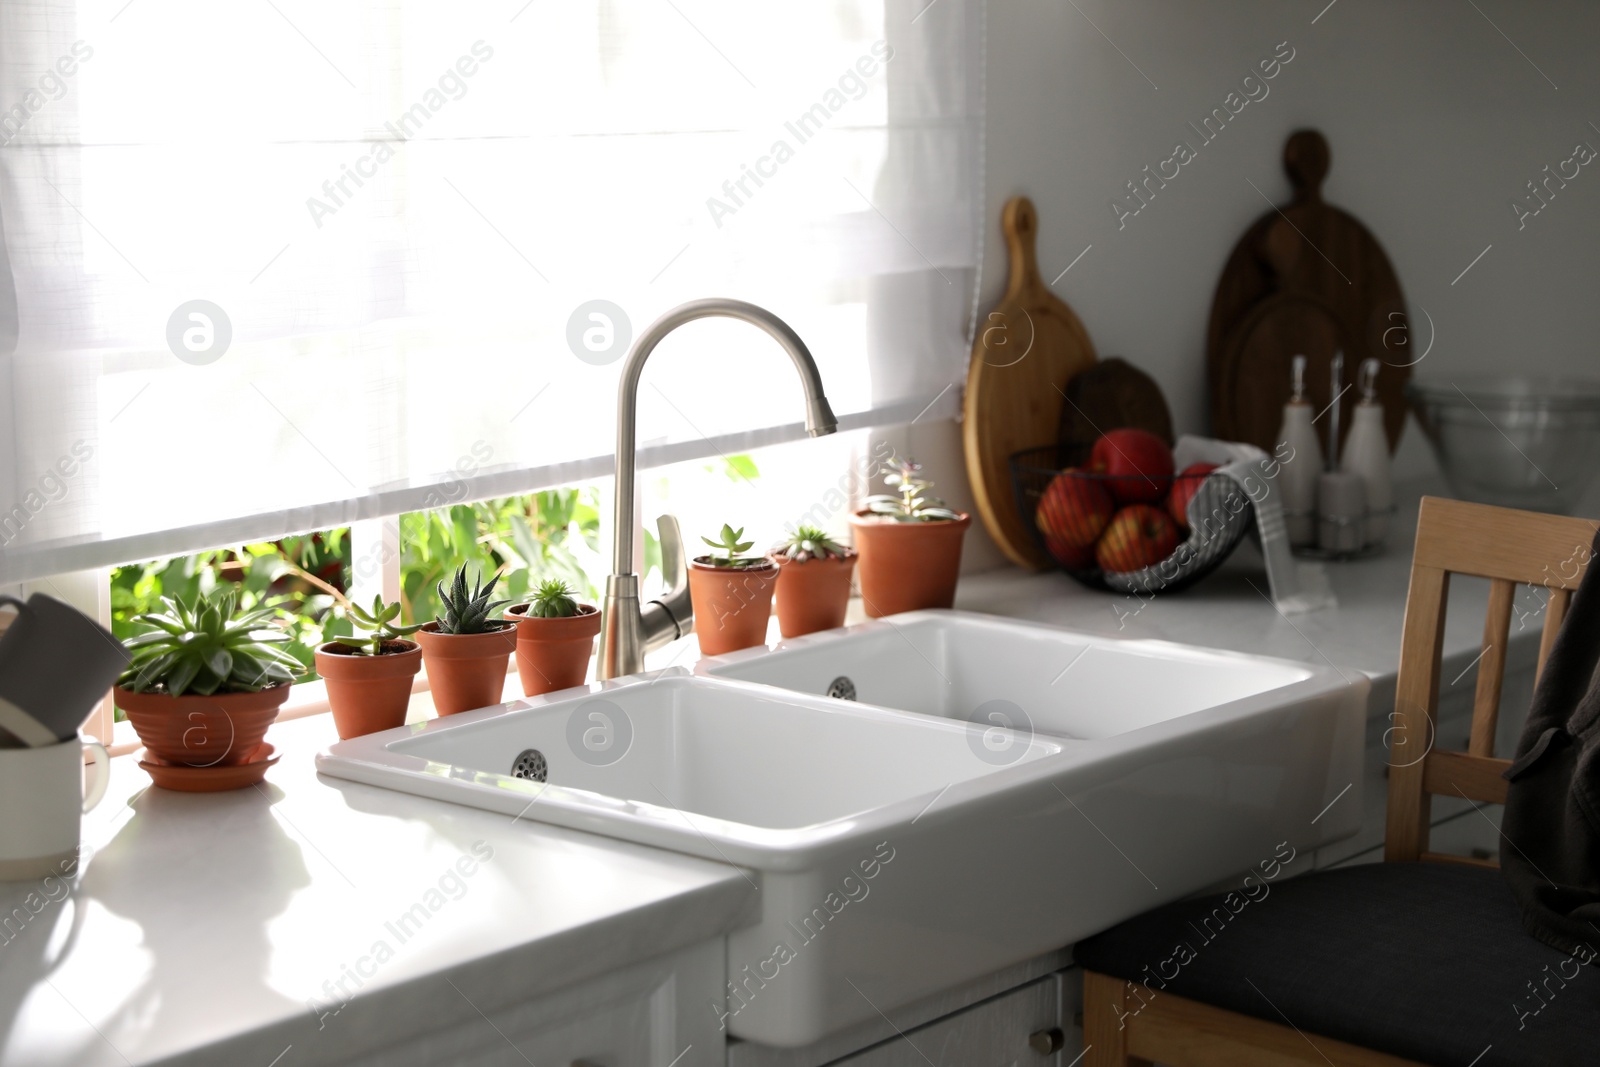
(827, 974, 1065, 1067)
(342, 940, 724, 1067)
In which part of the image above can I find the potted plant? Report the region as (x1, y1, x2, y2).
(415, 564, 516, 716)
(770, 525, 857, 638)
(848, 457, 972, 617)
(505, 579, 601, 697)
(688, 523, 778, 656)
(115, 590, 303, 766)
(314, 596, 424, 740)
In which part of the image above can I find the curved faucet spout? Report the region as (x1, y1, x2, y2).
(599, 298, 838, 680)
(611, 299, 837, 577)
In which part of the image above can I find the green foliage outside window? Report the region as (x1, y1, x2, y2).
(107, 457, 759, 714)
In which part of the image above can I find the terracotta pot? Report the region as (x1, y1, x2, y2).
(415, 621, 516, 716)
(504, 603, 601, 697)
(314, 640, 423, 740)
(847, 510, 971, 617)
(116, 683, 292, 767)
(687, 557, 778, 656)
(772, 551, 857, 638)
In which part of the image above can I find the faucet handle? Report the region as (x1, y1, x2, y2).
(655, 513, 687, 592)
(639, 514, 694, 649)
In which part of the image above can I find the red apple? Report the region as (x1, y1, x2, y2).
(1042, 532, 1096, 570)
(1096, 504, 1181, 573)
(1167, 463, 1220, 529)
(1090, 429, 1174, 505)
(1035, 470, 1114, 554)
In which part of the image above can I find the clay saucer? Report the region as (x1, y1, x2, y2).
(139, 743, 279, 792)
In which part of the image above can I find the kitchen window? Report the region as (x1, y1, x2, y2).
(0, 1, 984, 595)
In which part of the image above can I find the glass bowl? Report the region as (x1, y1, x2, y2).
(1406, 377, 1600, 515)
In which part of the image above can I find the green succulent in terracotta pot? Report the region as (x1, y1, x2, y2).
(315, 595, 426, 740)
(689, 522, 778, 656)
(770, 525, 857, 639)
(849, 455, 970, 618)
(505, 579, 601, 697)
(115, 590, 303, 768)
(415, 564, 517, 716)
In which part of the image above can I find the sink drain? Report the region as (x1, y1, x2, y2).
(826, 676, 856, 701)
(510, 748, 548, 782)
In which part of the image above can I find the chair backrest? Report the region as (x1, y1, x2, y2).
(1385, 496, 1599, 865)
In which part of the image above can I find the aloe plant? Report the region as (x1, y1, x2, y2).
(700, 523, 764, 569)
(775, 525, 849, 563)
(118, 590, 304, 696)
(522, 578, 580, 619)
(434, 564, 510, 635)
(343, 595, 424, 655)
(865, 457, 962, 523)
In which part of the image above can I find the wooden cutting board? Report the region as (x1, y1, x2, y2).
(1207, 130, 1411, 456)
(963, 197, 1097, 569)
(1056, 357, 1174, 456)
(1218, 292, 1356, 459)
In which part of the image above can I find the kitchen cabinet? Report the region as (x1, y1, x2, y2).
(823, 974, 1068, 1066)
(338, 940, 724, 1067)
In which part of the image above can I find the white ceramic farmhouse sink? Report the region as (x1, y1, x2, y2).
(320, 616, 1367, 1048)
(320, 672, 1061, 866)
(699, 609, 1323, 740)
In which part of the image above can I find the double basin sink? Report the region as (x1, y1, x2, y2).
(317, 610, 1367, 1047)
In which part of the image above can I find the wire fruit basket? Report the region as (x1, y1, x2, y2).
(1009, 445, 1253, 595)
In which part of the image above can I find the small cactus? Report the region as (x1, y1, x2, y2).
(524, 578, 580, 619)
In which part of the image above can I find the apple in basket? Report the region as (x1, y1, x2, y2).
(1096, 504, 1180, 573)
(1167, 463, 1220, 530)
(1036, 531, 1100, 572)
(1090, 429, 1174, 505)
(1035, 469, 1115, 557)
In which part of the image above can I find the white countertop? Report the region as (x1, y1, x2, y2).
(950, 481, 1545, 716)
(0, 712, 757, 1067)
(0, 480, 1533, 1066)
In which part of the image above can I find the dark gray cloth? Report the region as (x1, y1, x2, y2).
(1501, 529, 1600, 954)
(1074, 862, 1598, 1067)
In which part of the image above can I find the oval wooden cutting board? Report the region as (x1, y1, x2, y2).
(963, 197, 1097, 569)
(1207, 130, 1411, 455)
(1219, 292, 1357, 459)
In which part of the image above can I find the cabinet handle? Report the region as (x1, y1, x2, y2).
(1028, 1027, 1065, 1054)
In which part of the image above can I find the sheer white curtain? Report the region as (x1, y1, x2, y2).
(0, 0, 983, 583)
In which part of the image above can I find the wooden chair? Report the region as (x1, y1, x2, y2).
(1076, 496, 1600, 1067)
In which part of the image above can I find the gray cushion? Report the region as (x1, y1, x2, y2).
(1074, 862, 1598, 1067)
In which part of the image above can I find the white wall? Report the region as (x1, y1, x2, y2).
(928, 0, 1600, 570)
(984, 0, 1600, 445)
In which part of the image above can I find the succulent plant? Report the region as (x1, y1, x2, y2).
(523, 578, 580, 619)
(865, 457, 963, 523)
(118, 590, 304, 696)
(700, 523, 764, 568)
(344, 594, 425, 655)
(434, 564, 511, 635)
(775, 524, 850, 563)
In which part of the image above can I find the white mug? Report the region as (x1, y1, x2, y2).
(0, 736, 109, 881)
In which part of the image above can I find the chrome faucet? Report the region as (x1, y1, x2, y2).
(598, 299, 838, 680)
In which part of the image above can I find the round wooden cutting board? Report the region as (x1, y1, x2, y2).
(963, 197, 1097, 569)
